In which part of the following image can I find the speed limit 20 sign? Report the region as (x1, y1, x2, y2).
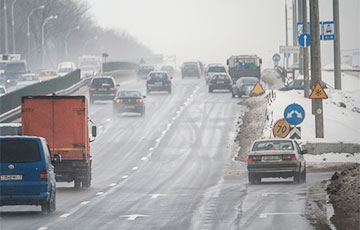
(273, 119, 290, 138)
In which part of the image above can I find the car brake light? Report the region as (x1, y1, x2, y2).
(147, 74, 151, 80)
(137, 98, 143, 103)
(206, 72, 208, 76)
(115, 98, 122, 103)
(282, 154, 296, 161)
(248, 155, 261, 162)
(40, 170, 48, 181)
(166, 74, 170, 81)
(241, 85, 245, 89)
(89, 88, 96, 91)
(110, 88, 116, 91)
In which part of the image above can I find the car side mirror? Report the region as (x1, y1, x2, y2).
(143, 95, 146, 98)
(52, 154, 61, 165)
(301, 149, 308, 155)
(17, 126, 22, 135)
(170, 77, 173, 79)
(259, 59, 262, 64)
(116, 84, 120, 87)
(226, 59, 229, 65)
(92, 126, 97, 137)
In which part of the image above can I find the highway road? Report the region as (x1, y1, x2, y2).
(0, 75, 333, 230)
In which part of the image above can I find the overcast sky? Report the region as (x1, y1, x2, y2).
(87, 0, 359, 68)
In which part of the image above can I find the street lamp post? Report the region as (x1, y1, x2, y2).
(27, 5, 45, 59)
(65, 25, 80, 57)
(11, 0, 17, 53)
(4, 0, 9, 54)
(41, 15, 58, 68)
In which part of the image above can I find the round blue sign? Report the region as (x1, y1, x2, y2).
(298, 33, 310, 48)
(284, 103, 305, 125)
(272, 53, 281, 62)
(284, 53, 291, 58)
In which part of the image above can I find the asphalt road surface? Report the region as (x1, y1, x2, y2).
(0, 75, 333, 230)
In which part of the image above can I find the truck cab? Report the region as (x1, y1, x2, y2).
(227, 55, 262, 83)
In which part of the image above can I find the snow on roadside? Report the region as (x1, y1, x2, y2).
(305, 152, 360, 168)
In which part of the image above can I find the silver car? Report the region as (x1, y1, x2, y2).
(231, 76, 259, 98)
(247, 138, 307, 184)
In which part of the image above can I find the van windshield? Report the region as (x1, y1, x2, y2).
(0, 140, 41, 163)
(5, 63, 26, 74)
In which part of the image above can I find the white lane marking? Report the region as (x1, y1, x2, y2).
(122, 175, 129, 179)
(141, 157, 147, 161)
(132, 166, 138, 171)
(259, 212, 302, 219)
(172, 117, 177, 120)
(60, 213, 71, 218)
(109, 183, 117, 187)
(149, 147, 154, 151)
(150, 194, 168, 199)
(96, 192, 104, 196)
(167, 123, 172, 127)
(262, 192, 291, 197)
(106, 118, 111, 122)
(80, 201, 89, 205)
(176, 110, 180, 114)
(120, 214, 149, 221)
(162, 130, 166, 134)
(156, 138, 161, 142)
(38, 227, 48, 230)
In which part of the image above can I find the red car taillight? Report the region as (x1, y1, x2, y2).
(282, 154, 296, 161)
(248, 155, 261, 162)
(89, 88, 96, 91)
(136, 98, 143, 103)
(147, 74, 151, 80)
(40, 170, 48, 181)
(110, 87, 116, 91)
(115, 98, 122, 103)
(206, 72, 208, 76)
(166, 74, 170, 81)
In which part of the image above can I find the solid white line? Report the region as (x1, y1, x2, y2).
(80, 201, 89, 205)
(132, 166, 138, 171)
(60, 213, 71, 218)
(109, 183, 116, 187)
(259, 212, 301, 219)
(122, 175, 129, 179)
(96, 192, 104, 196)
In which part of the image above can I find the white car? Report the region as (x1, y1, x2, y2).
(80, 65, 98, 78)
(204, 64, 227, 84)
(57, 62, 76, 77)
(16, 73, 40, 89)
(0, 85, 7, 96)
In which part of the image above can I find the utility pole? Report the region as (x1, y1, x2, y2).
(298, 0, 303, 75)
(333, 0, 341, 89)
(310, 0, 324, 138)
(4, 0, 9, 54)
(285, 0, 289, 69)
(292, 0, 298, 65)
(303, 0, 310, 97)
(11, 0, 16, 54)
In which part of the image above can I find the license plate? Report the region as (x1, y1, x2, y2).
(126, 105, 135, 109)
(1, 175, 23, 181)
(262, 156, 281, 162)
(98, 88, 107, 91)
(154, 82, 162, 86)
(217, 81, 225, 84)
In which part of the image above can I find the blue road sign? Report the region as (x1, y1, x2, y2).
(298, 33, 310, 48)
(284, 103, 305, 126)
(297, 22, 323, 41)
(284, 53, 291, 59)
(272, 53, 281, 62)
(322, 21, 335, 40)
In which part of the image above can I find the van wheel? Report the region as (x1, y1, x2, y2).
(41, 191, 56, 213)
(82, 174, 91, 188)
(74, 179, 81, 189)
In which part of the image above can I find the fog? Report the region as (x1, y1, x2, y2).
(88, 0, 359, 68)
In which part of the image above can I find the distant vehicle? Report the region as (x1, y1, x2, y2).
(78, 55, 101, 72)
(205, 64, 227, 84)
(21, 95, 96, 189)
(16, 73, 40, 89)
(113, 90, 146, 116)
(39, 69, 57, 81)
(279, 79, 328, 91)
(181, 61, 201, 78)
(57, 62, 76, 77)
(0, 123, 21, 135)
(208, 73, 232, 92)
(247, 138, 307, 184)
(137, 64, 155, 79)
(0, 61, 6, 75)
(0, 136, 60, 212)
(227, 55, 262, 82)
(0, 85, 7, 96)
(160, 65, 175, 78)
(80, 65, 98, 78)
(89, 76, 119, 103)
(146, 71, 172, 94)
(231, 76, 259, 98)
(4, 60, 29, 87)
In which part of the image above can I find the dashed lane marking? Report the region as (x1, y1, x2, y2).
(122, 175, 129, 179)
(141, 157, 147, 161)
(132, 166, 138, 171)
(259, 212, 302, 219)
(96, 192, 104, 196)
(37, 227, 48, 230)
(60, 213, 71, 218)
(109, 183, 117, 187)
(149, 194, 168, 199)
(120, 214, 149, 221)
(80, 201, 89, 205)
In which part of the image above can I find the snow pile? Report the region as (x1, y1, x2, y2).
(305, 153, 360, 168)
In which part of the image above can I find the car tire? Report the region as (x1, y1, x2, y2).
(209, 87, 213, 93)
(41, 190, 56, 213)
(74, 179, 81, 189)
(168, 88, 172, 94)
(248, 173, 258, 184)
(301, 167, 307, 182)
(232, 92, 235, 98)
(82, 173, 91, 188)
(294, 170, 301, 183)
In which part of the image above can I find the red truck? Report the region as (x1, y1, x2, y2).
(21, 95, 96, 188)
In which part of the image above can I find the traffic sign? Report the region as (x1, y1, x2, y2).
(309, 82, 328, 99)
(298, 33, 310, 48)
(272, 53, 281, 62)
(249, 82, 265, 96)
(284, 53, 291, 59)
(297, 22, 310, 38)
(273, 119, 290, 138)
(279, 46, 300, 54)
(289, 127, 301, 139)
(322, 21, 335, 40)
(284, 103, 305, 126)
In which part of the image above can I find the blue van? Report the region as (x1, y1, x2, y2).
(0, 136, 60, 212)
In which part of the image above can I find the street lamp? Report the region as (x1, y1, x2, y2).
(41, 15, 58, 68)
(4, 0, 9, 54)
(27, 5, 45, 59)
(11, 0, 17, 53)
(65, 25, 81, 57)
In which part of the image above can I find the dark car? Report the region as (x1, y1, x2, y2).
(279, 79, 328, 91)
(0, 136, 60, 212)
(89, 76, 119, 103)
(160, 65, 175, 78)
(208, 73, 232, 92)
(146, 71, 172, 94)
(4, 60, 28, 87)
(181, 62, 201, 78)
(247, 139, 307, 184)
(137, 65, 155, 80)
(231, 76, 259, 98)
(113, 90, 145, 116)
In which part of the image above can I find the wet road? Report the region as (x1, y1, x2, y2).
(0, 75, 333, 230)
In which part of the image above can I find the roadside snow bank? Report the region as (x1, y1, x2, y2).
(305, 153, 360, 169)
